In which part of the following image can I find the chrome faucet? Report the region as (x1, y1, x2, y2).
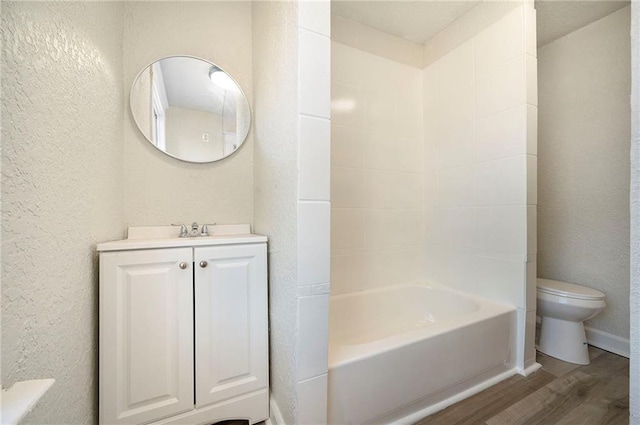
(188, 222, 200, 237)
(172, 223, 188, 238)
(172, 222, 215, 237)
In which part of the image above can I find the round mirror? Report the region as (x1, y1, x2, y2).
(130, 56, 251, 163)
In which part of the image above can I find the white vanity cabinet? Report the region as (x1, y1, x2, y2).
(98, 229, 268, 425)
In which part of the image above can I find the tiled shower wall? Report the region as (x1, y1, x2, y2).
(330, 42, 425, 295)
(422, 5, 538, 371)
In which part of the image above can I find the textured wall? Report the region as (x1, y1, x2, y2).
(122, 1, 253, 226)
(252, 2, 299, 423)
(537, 7, 631, 340)
(1, 0, 4, 390)
(629, 1, 639, 422)
(130, 66, 152, 140)
(1, 2, 125, 423)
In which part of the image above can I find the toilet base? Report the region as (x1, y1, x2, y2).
(537, 316, 590, 365)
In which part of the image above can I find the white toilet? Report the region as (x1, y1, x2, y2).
(536, 278, 606, 365)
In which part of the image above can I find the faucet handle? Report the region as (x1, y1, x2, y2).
(200, 223, 216, 236)
(171, 223, 188, 238)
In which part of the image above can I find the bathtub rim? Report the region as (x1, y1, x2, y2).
(329, 281, 517, 369)
(329, 280, 514, 309)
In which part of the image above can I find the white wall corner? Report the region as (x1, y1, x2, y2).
(265, 396, 286, 425)
(296, 294, 329, 381)
(298, 29, 331, 118)
(628, 4, 639, 423)
(296, 6, 331, 425)
(297, 202, 331, 286)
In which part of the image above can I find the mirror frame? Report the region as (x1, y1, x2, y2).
(130, 55, 252, 164)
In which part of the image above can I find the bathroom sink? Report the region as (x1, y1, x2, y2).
(127, 224, 252, 240)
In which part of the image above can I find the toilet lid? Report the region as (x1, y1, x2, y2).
(537, 278, 605, 300)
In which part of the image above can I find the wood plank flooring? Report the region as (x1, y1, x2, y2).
(414, 347, 629, 425)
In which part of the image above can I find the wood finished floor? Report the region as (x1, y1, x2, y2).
(414, 347, 629, 425)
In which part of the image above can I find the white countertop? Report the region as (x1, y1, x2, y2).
(97, 224, 267, 252)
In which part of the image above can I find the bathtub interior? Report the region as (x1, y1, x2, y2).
(329, 283, 481, 346)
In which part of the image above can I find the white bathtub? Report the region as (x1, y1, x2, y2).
(328, 282, 516, 425)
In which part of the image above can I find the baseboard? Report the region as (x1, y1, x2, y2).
(585, 326, 630, 358)
(265, 396, 285, 425)
(520, 361, 542, 376)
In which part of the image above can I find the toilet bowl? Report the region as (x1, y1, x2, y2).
(536, 278, 606, 365)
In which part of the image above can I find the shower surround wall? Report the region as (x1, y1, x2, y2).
(423, 4, 538, 372)
(331, 41, 425, 295)
(331, 2, 537, 373)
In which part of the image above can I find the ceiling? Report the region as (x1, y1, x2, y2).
(536, 1, 628, 47)
(332, 0, 479, 44)
(160, 57, 236, 115)
(331, 0, 630, 48)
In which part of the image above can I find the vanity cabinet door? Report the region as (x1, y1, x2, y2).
(194, 243, 268, 408)
(100, 248, 194, 425)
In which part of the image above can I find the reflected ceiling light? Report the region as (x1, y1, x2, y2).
(331, 99, 356, 112)
(209, 66, 236, 91)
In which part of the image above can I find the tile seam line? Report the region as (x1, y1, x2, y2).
(298, 282, 331, 287)
(477, 102, 536, 120)
(474, 52, 531, 82)
(297, 372, 328, 385)
(298, 26, 331, 40)
(426, 205, 534, 209)
(331, 248, 425, 255)
(298, 293, 331, 299)
(330, 207, 425, 211)
(439, 153, 538, 166)
(298, 201, 331, 205)
(475, 102, 537, 121)
(330, 165, 425, 175)
(299, 112, 331, 121)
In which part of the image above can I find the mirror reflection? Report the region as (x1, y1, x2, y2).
(130, 56, 251, 163)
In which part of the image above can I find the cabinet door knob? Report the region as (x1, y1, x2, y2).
(179, 262, 188, 270)
(199, 261, 208, 268)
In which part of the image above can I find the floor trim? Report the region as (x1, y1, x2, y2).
(585, 326, 630, 358)
(521, 361, 542, 376)
(265, 396, 285, 425)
